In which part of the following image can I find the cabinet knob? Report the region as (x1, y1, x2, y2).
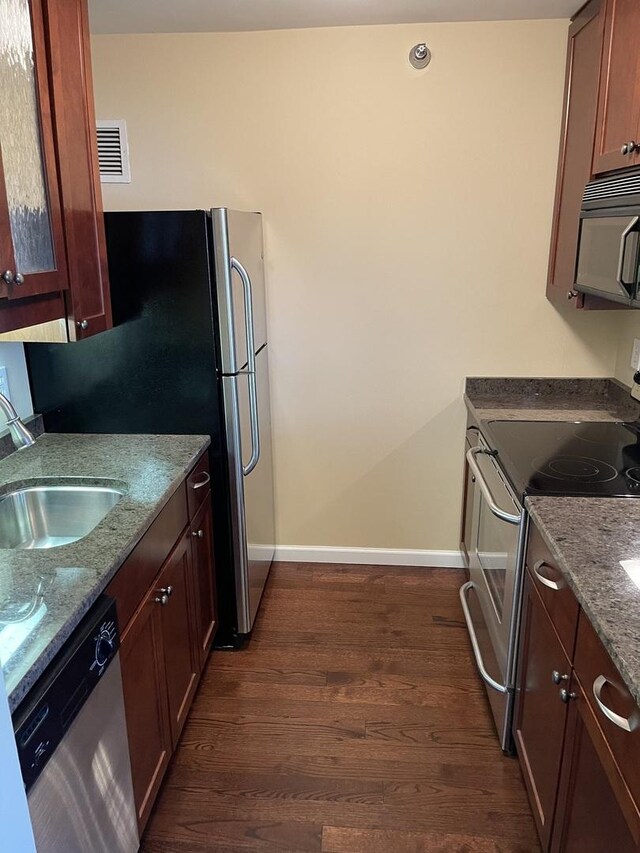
(2, 270, 14, 285)
(155, 593, 169, 606)
(567, 290, 578, 300)
(560, 688, 577, 704)
(158, 585, 173, 597)
(621, 141, 638, 155)
(191, 529, 204, 538)
(552, 670, 569, 685)
(77, 319, 89, 331)
(13, 273, 23, 285)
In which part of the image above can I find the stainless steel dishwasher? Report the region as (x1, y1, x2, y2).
(13, 596, 139, 853)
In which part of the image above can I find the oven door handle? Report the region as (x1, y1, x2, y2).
(459, 581, 508, 695)
(466, 447, 522, 525)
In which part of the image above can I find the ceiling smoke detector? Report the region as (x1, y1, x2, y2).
(409, 43, 431, 70)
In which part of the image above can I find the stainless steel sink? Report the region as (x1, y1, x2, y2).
(0, 482, 125, 550)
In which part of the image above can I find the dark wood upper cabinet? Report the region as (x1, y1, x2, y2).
(0, 0, 111, 338)
(514, 573, 570, 850)
(0, 0, 68, 303)
(547, 0, 605, 309)
(592, 0, 640, 175)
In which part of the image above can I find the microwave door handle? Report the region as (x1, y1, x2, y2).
(617, 216, 640, 292)
(466, 447, 521, 525)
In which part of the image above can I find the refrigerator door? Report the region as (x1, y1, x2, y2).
(212, 208, 268, 374)
(222, 345, 275, 634)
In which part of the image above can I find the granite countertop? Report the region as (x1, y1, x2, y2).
(0, 433, 210, 712)
(465, 377, 640, 424)
(527, 496, 640, 707)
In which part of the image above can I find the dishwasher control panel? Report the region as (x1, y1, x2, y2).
(13, 596, 120, 792)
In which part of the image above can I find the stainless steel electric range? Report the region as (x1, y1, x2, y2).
(460, 417, 640, 752)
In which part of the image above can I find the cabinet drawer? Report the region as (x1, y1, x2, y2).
(526, 524, 580, 658)
(186, 452, 211, 520)
(106, 484, 188, 631)
(574, 612, 640, 807)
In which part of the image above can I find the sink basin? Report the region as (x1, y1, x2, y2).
(0, 482, 125, 550)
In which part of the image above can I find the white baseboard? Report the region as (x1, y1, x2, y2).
(273, 545, 465, 568)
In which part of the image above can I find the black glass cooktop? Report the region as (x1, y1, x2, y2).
(487, 420, 640, 497)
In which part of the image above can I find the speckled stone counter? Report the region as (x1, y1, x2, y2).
(465, 377, 640, 424)
(0, 433, 210, 712)
(526, 496, 640, 706)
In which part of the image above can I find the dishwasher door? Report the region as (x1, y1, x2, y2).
(27, 655, 139, 853)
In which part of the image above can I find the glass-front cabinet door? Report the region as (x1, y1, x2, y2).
(0, 0, 67, 300)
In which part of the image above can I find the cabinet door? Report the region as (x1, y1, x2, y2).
(120, 591, 172, 834)
(0, 0, 68, 300)
(158, 530, 199, 747)
(514, 574, 570, 849)
(42, 0, 112, 338)
(552, 677, 640, 852)
(547, 0, 604, 309)
(190, 495, 218, 671)
(592, 0, 640, 174)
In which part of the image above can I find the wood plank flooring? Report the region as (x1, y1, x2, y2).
(141, 564, 539, 852)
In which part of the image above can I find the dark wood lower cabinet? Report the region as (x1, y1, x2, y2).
(119, 591, 172, 833)
(190, 495, 218, 671)
(109, 462, 217, 836)
(516, 521, 640, 852)
(157, 530, 199, 746)
(514, 574, 569, 849)
(551, 677, 639, 852)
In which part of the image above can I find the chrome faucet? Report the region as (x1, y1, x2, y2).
(0, 393, 36, 450)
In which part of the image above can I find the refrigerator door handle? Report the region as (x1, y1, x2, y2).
(231, 257, 261, 476)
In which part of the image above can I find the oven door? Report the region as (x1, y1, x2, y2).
(575, 211, 640, 304)
(459, 438, 525, 751)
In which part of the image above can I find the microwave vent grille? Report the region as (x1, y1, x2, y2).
(583, 172, 640, 205)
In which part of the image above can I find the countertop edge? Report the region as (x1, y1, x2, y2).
(7, 435, 211, 713)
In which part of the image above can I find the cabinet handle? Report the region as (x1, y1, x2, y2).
(621, 141, 639, 155)
(14, 273, 23, 285)
(2, 270, 14, 285)
(191, 529, 204, 538)
(532, 559, 563, 591)
(560, 688, 577, 704)
(158, 585, 173, 597)
(593, 675, 637, 732)
(552, 670, 569, 685)
(567, 290, 578, 300)
(190, 471, 210, 490)
(155, 593, 169, 606)
(77, 320, 89, 331)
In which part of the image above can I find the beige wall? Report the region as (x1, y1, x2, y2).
(91, 22, 625, 553)
(614, 314, 640, 387)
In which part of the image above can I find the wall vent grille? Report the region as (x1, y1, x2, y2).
(96, 120, 130, 183)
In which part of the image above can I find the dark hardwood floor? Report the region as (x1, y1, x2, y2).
(141, 564, 539, 852)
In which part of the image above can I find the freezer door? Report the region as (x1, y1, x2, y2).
(222, 345, 275, 634)
(212, 208, 268, 373)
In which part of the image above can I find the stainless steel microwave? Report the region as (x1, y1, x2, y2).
(575, 173, 640, 306)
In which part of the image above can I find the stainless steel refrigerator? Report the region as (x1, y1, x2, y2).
(26, 209, 275, 645)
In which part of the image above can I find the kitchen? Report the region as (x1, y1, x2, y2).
(1, 0, 640, 850)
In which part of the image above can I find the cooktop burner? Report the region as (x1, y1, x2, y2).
(487, 420, 640, 497)
(532, 455, 618, 483)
